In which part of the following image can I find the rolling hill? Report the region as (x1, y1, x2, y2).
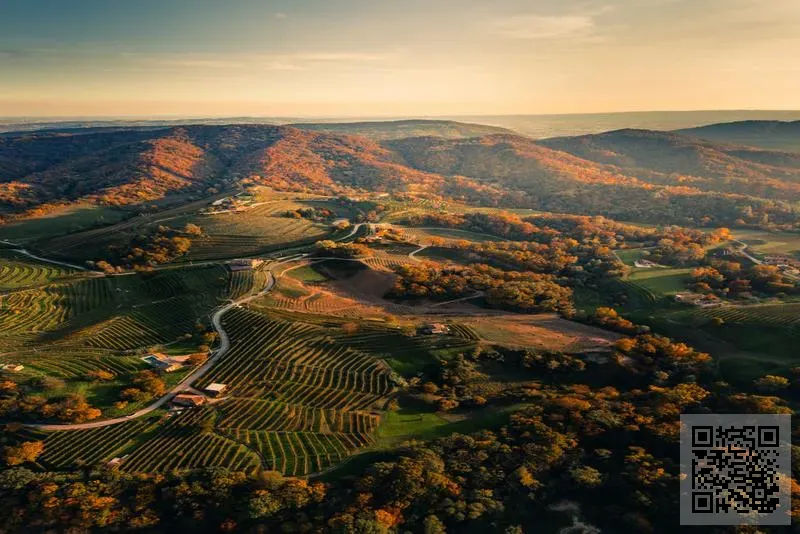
(1, 123, 799, 229)
(537, 128, 800, 200)
(676, 120, 800, 152)
(289, 119, 515, 140)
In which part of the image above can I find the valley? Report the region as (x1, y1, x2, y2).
(0, 119, 798, 532)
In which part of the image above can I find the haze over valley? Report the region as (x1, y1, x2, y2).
(1, 1, 799, 533)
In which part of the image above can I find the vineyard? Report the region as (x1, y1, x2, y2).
(192, 306, 391, 475)
(5, 347, 145, 379)
(694, 302, 800, 329)
(19, 306, 395, 476)
(0, 251, 78, 290)
(177, 202, 331, 261)
(36, 418, 152, 470)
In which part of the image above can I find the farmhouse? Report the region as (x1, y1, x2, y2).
(227, 258, 264, 272)
(204, 383, 228, 397)
(172, 393, 207, 408)
(141, 353, 183, 373)
(1, 364, 24, 372)
(106, 456, 127, 469)
(674, 293, 723, 308)
(634, 259, 660, 268)
(421, 323, 450, 335)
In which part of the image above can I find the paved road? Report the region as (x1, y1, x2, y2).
(0, 240, 92, 272)
(23, 223, 365, 431)
(408, 245, 428, 262)
(27, 271, 277, 430)
(732, 239, 799, 281)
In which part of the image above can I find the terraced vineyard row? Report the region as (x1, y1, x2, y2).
(2, 348, 145, 379)
(362, 254, 415, 271)
(183, 216, 328, 261)
(448, 323, 480, 340)
(120, 409, 261, 473)
(223, 429, 374, 476)
(217, 398, 380, 433)
(261, 291, 369, 318)
(0, 252, 77, 290)
(192, 306, 391, 475)
(199, 307, 392, 402)
(0, 287, 72, 335)
(37, 419, 153, 470)
(227, 267, 271, 300)
(694, 302, 800, 328)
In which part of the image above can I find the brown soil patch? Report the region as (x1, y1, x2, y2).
(460, 314, 621, 353)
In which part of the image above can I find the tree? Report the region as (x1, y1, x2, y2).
(571, 465, 604, 487)
(437, 398, 459, 412)
(184, 223, 203, 236)
(247, 490, 283, 519)
(86, 370, 115, 381)
(754, 375, 790, 393)
(3, 441, 44, 466)
(423, 514, 447, 534)
(188, 353, 209, 366)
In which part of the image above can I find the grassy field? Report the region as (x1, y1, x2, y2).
(626, 267, 692, 297)
(399, 226, 504, 244)
(731, 229, 800, 258)
(286, 264, 330, 283)
(0, 204, 131, 243)
(615, 248, 649, 266)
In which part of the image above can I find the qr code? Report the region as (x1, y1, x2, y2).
(680, 414, 791, 525)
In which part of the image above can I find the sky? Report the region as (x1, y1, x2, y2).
(1, 0, 799, 117)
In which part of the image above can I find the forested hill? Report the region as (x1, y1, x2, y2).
(289, 119, 515, 140)
(1, 124, 799, 229)
(676, 120, 800, 152)
(538, 128, 800, 179)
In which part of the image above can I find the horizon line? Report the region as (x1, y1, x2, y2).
(3, 108, 800, 122)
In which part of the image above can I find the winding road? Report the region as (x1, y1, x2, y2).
(732, 238, 799, 281)
(0, 239, 91, 272)
(23, 223, 366, 431)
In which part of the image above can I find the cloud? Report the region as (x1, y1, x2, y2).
(489, 14, 596, 39)
(292, 52, 389, 62)
(274, 12, 287, 19)
(121, 50, 396, 73)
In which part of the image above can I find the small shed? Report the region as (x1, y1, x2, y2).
(172, 393, 207, 408)
(227, 258, 264, 272)
(141, 353, 183, 373)
(1, 364, 24, 373)
(204, 383, 228, 397)
(421, 323, 450, 335)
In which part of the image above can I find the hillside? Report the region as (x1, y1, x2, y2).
(2, 123, 800, 229)
(289, 119, 515, 140)
(537, 128, 800, 200)
(0, 125, 441, 217)
(676, 120, 800, 152)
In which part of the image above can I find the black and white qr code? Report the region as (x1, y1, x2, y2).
(680, 414, 791, 525)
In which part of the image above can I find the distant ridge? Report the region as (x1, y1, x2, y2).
(289, 119, 515, 140)
(676, 120, 800, 152)
(2, 123, 800, 228)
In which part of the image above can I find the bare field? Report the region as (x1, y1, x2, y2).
(458, 314, 621, 353)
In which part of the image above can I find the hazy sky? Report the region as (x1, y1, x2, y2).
(1, 0, 799, 117)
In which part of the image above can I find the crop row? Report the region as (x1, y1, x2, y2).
(39, 419, 151, 470)
(695, 303, 800, 328)
(217, 397, 380, 433)
(119, 409, 260, 473)
(199, 308, 391, 402)
(0, 254, 75, 290)
(3, 351, 144, 379)
(222, 429, 374, 476)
